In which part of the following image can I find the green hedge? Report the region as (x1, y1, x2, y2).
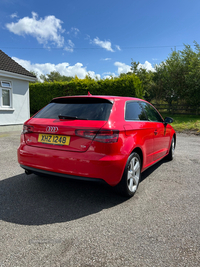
(29, 74, 144, 114)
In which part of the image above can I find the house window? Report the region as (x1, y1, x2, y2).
(0, 81, 12, 108)
(1, 81, 11, 88)
(2, 89, 10, 106)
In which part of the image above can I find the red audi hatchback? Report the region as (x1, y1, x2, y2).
(18, 95, 176, 197)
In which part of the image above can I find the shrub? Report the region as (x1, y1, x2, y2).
(29, 74, 144, 114)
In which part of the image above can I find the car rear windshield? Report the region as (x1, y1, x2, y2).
(33, 97, 113, 121)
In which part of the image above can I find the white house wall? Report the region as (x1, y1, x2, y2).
(0, 77, 30, 126)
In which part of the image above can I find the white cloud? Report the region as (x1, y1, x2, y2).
(114, 61, 155, 75)
(12, 57, 100, 80)
(92, 37, 114, 52)
(64, 40, 74, 52)
(85, 34, 90, 40)
(87, 71, 101, 80)
(10, 13, 18, 19)
(71, 27, 79, 36)
(67, 27, 80, 36)
(115, 45, 121, 51)
(138, 61, 155, 72)
(6, 12, 65, 47)
(114, 62, 131, 75)
(102, 72, 117, 79)
(101, 58, 111, 61)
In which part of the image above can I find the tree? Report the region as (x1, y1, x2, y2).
(152, 50, 186, 109)
(29, 71, 39, 83)
(40, 71, 73, 82)
(152, 42, 200, 113)
(130, 60, 154, 101)
(182, 42, 200, 113)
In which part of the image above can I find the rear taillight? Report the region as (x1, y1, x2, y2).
(75, 129, 119, 143)
(94, 130, 119, 143)
(23, 125, 34, 134)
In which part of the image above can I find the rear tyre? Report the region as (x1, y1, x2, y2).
(166, 136, 175, 161)
(116, 152, 141, 198)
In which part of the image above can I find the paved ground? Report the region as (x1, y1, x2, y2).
(0, 131, 200, 267)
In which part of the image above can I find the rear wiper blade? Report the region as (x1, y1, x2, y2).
(58, 115, 87, 120)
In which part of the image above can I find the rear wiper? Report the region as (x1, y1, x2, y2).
(58, 115, 87, 120)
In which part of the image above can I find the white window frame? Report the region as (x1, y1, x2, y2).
(0, 80, 13, 109)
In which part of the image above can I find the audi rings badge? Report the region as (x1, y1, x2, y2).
(46, 126, 58, 133)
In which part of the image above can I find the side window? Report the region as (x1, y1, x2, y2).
(125, 101, 147, 121)
(141, 102, 163, 122)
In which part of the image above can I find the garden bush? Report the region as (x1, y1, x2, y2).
(30, 74, 144, 114)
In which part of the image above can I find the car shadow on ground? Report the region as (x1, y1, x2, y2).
(0, 172, 127, 225)
(0, 159, 167, 226)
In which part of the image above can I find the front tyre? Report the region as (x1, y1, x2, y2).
(116, 152, 141, 197)
(166, 136, 175, 161)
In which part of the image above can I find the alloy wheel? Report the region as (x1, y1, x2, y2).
(127, 156, 140, 193)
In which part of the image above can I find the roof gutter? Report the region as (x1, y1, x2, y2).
(0, 70, 37, 82)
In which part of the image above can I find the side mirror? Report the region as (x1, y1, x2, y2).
(164, 117, 173, 125)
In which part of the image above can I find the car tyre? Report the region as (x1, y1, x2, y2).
(116, 152, 141, 198)
(166, 136, 175, 161)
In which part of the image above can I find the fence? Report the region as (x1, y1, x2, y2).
(152, 103, 200, 115)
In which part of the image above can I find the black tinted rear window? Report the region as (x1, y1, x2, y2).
(34, 98, 113, 121)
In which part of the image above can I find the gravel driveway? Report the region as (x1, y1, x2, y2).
(0, 131, 200, 267)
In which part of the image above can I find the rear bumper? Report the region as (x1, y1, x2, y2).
(17, 143, 127, 186)
(20, 164, 106, 183)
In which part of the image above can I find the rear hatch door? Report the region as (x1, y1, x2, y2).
(24, 97, 113, 152)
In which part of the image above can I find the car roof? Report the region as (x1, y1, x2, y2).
(52, 95, 142, 102)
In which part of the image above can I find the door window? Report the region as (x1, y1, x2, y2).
(141, 102, 163, 122)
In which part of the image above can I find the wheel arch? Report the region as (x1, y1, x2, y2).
(130, 147, 143, 171)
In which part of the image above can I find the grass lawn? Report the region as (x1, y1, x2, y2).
(161, 113, 200, 133)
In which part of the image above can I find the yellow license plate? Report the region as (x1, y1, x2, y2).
(38, 134, 70, 146)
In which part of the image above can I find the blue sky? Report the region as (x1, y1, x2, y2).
(1, 0, 200, 79)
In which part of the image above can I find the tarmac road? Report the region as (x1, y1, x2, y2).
(0, 131, 200, 267)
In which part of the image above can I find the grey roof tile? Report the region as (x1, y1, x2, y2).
(0, 50, 36, 78)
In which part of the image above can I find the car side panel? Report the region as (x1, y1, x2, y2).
(120, 121, 156, 170)
(153, 122, 171, 161)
